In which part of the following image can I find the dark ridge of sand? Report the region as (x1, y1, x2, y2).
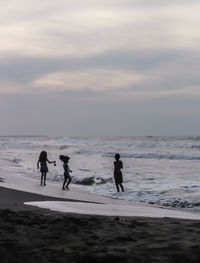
(0, 186, 101, 211)
(1, 187, 200, 262)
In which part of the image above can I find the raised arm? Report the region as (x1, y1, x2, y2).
(47, 159, 56, 164)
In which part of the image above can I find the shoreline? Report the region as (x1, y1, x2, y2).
(1, 169, 200, 220)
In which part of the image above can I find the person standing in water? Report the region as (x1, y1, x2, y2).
(114, 153, 124, 192)
(59, 155, 72, 190)
(37, 151, 56, 186)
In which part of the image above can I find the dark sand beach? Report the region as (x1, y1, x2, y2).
(1, 186, 200, 262)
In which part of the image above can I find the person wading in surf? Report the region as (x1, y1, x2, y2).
(114, 153, 124, 192)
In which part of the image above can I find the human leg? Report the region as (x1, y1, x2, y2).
(62, 174, 67, 189)
(66, 175, 72, 189)
(115, 182, 120, 192)
(43, 173, 47, 186)
(119, 183, 124, 192)
(40, 173, 44, 186)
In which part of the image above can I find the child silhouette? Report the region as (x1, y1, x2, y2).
(37, 151, 56, 186)
(59, 155, 72, 190)
(114, 153, 124, 192)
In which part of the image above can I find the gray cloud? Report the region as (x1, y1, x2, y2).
(0, 49, 193, 83)
(1, 48, 200, 99)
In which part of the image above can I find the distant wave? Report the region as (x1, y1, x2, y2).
(102, 152, 200, 160)
(12, 158, 23, 164)
(75, 150, 200, 160)
(126, 152, 200, 160)
(1, 135, 200, 151)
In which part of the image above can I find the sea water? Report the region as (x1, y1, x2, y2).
(1, 136, 200, 212)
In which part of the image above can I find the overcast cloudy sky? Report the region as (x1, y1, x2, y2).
(0, 0, 200, 136)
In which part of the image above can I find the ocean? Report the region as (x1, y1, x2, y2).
(1, 136, 200, 212)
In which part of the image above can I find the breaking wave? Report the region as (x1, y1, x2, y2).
(73, 176, 112, 186)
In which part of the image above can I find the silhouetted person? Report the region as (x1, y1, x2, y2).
(59, 155, 72, 190)
(114, 153, 124, 192)
(37, 151, 56, 186)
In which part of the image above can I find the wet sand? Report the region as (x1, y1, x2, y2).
(1, 186, 200, 262)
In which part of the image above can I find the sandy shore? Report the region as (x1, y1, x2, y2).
(1, 186, 200, 262)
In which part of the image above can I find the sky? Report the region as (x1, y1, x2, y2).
(1, 0, 200, 137)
